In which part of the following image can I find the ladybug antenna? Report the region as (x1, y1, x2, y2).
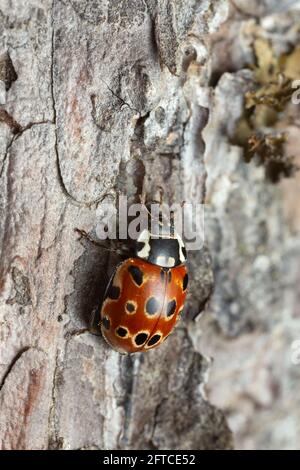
(138, 194, 165, 229)
(139, 188, 180, 234)
(74, 228, 127, 256)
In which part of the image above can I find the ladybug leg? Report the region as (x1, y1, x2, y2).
(75, 228, 130, 256)
(89, 306, 102, 336)
(138, 196, 152, 219)
(139, 187, 147, 207)
(75, 228, 108, 249)
(157, 185, 164, 205)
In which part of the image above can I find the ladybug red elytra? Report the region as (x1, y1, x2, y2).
(100, 219, 188, 354)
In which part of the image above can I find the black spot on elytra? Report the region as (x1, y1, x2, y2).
(166, 299, 177, 317)
(147, 334, 161, 346)
(107, 284, 120, 300)
(168, 270, 172, 283)
(128, 265, 143, 286)
(102, 316, 110, 330)
(126, 302, 135, 313)
(146, 297, 159, 315)
(182, 273, 188, 291)
(116, 326, 127, 337)
(135, 332, 148, 345)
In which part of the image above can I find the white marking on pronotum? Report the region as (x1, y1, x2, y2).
(137, 229, 151, 259)
(156, 256, 176, 267)
(177, 234, 186, 263)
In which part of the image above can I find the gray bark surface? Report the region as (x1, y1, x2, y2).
(0, 0, 232, 450)
(1, 0, 300, 451)
(198, 1, 300, 450)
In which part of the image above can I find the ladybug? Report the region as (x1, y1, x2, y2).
(100, 219, 188, 354)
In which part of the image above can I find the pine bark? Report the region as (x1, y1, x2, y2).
(1, 0, 299, 451)
(0, 0, 232, 450)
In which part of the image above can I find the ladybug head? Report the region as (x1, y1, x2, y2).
(135, 226, 187, 268)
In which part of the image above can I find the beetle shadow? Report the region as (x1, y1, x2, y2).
(66, 238, 123, 333)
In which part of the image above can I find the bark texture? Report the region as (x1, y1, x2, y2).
(1, 0, 299, 451)
(0, 0, 232, 450)
(197, 0, 300, 450)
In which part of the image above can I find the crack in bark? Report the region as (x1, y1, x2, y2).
(0, 51, 18, 91)
(0, 135, 15, 179)
(50, 1, 80, 208)
(47, 348, 60, 448)
(0, 109, 22, 134)
(50, 1, 99, 208)
(35, 201, 68, 268)
(50, 2, 135, 208)
(117, 354, 136, 448)
(148, 399, 165, 450)
(0, 120, 53, 179)
(50, 10, 117, 208)
(0, 347, 31, 392)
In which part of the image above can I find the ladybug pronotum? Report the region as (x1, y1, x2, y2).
(100, 219, 188, 354)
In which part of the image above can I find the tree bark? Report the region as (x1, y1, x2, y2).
(1, 0, 299, 451)
(199, 0, 300, 450)
(0, 0, 232, 450)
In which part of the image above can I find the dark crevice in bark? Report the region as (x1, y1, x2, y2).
(0, 109, 22, 134)
(117, 354, 136, 448)
(0, 347, 31, 392)
(0, 51, 18, 91)
(47, 348, 61, 449)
